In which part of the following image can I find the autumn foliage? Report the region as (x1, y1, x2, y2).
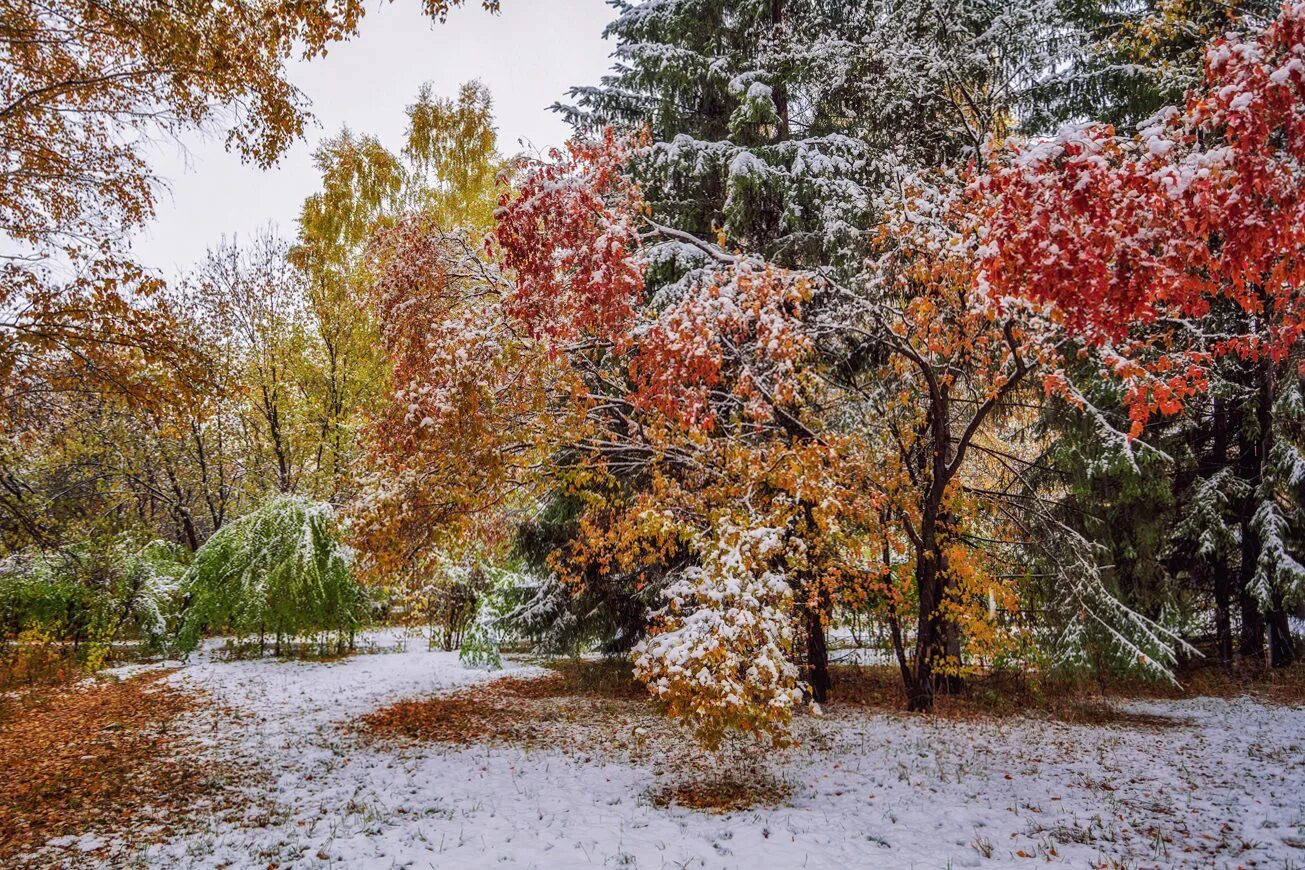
(980, 2, 1305, 431)
(8, 0, 1305, 761)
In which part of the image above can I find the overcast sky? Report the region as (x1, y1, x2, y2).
(129, 0, 615, 278)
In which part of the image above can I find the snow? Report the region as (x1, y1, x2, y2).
(40, 631, 1305, 868)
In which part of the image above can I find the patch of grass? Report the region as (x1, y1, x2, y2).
(0, 670, 230, 867)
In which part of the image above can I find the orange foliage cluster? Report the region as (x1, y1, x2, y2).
(355, 2, 1305, 735)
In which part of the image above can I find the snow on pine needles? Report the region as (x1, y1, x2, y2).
(6, 630, 1298, 869)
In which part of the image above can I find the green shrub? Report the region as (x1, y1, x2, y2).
(175, 496, 367, 655)
(0, 538, 187, 685)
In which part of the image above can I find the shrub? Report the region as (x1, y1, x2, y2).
(175, 496, 367, 655)
(0, 539, 187, 685)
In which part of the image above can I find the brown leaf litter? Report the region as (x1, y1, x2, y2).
(358, 658, 799, 812)
(0, 669, 239, 867)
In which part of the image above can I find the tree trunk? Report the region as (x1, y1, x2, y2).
(1207, 396, 1235, 666)
(803, 602, 830, 704)
(908, 541, 943, 712)
(1213, 556, 1234, 666)
(939, 622, 964, 694)
(907, 645, 935, 712)
(1236, 376, 1268, 659)
(1267, 609, 1295, 668)
(770, 0, 790, 141)
(1239, 581, 1265, 658)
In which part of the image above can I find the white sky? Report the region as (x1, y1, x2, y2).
(130, 0, 615, 278)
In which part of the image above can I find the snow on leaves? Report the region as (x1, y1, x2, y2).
(634, 524, 802, 749)
(495, 129, 646, 346)
(979, 1, 1305, 431)
(631, 264, 816, 430)
(360, 2, 1305, 739)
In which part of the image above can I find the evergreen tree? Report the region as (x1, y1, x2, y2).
(562, 0, 1078, 290)
(1029, 0, 1279, 133)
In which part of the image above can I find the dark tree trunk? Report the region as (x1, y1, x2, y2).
(1237, 488, 1265, 659)
(886, 606, 912, 691)
(802, 597, 831, 703)
(908, 540, 943, 712)
(1213, 556, 1234, 666)
(1239, 579, 1266, 658)
(1267, 609, 1296, 668)
(940, 622, 964, 695)
(1209, 397, 1235, 666)
(907, 441, 952, 712)
(1238, 360, 1280, 661)
(770, 0, 790, 141)
(1236, 374, 1269, 659)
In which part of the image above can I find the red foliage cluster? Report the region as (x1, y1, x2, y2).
(630, 266, 814, 430)
(979, 1, 1305, 426)
(495, 129, 646, 346)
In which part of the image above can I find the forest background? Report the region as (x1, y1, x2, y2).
(2, 0, 1304, 746)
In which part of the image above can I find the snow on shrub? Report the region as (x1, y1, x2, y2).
(0, 538, 187, 680)
(175, 496, 366, 654)
(117, 539, 188, 651)
(456, 562, 544, 669)
(633, 524, 802, 749)
(459, 600, 503, 670)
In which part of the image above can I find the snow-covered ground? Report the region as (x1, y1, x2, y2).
(57, 632, 1305, 868)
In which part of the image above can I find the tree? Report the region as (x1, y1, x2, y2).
(0, 287, 216, 552)
(0, 537, 187, 679)
(1029, 0, 1279, 132)
(978, 1, 1305, 667)
(492, 131, 879, 731)
(988, 0, 1290, 673)
(0, 0, 503, 554)
(355, 0, 1305, 739)
(191, 231, 315, 497)
(489, 126, 1203, 724)
(544, 0, 1103, 710)
(292, 82, 505, 502)
(354, 213, 557, 579)
(560, 0, 1080, 287)
(175, 495, 365, 655)
(0, 0, 499, 264)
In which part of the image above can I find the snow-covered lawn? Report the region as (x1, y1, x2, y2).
(48, 634, 1305, 868)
